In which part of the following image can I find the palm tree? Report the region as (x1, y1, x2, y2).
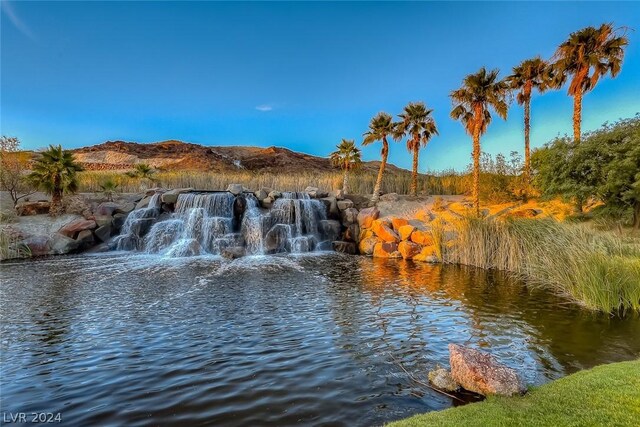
(507, 57, 550, 191)
(450, 67, 509, 216)
(99, 178, 120, 202)
(551, 23, 628, 143)
(126, 163, 157, 190)
(27, 145, 84, 216)
(330, 139, 362, 194)
(363, 112, 395, 203)
(394, 102, 438, 197)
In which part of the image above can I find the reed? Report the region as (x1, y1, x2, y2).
(442, 217, 640, 312)
(0, 229, 31, 260)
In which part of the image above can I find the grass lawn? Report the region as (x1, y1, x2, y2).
(389, 359, 640, 427)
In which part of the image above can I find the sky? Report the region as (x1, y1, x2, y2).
(1, 1, 639, 172)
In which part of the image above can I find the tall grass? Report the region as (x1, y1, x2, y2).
(0, 230, 31, 260)
(76, 170, 471, 196)
(442, 217, 640, 313)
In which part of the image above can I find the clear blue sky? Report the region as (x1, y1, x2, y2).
(1, 1, 639, 171)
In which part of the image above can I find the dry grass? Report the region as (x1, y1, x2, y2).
(441, 217, 640, 313)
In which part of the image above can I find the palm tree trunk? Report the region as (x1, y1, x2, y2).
(342, 167, 349, 195)
(472, 108, 482, 217)
(50, 190, 63, 216)
(573, 89, 582, 143)
(371, 138, 389, 203)
(410, 145, 419, 197)
(523, 97, 531, 183)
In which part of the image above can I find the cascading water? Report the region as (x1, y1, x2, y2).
(114, 191, 335, 257)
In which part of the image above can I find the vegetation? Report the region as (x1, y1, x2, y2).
(394, 102, 439, 197)
(98, 178, 120, 202)
(550, 23, 628, 142)
(26, 145, 84, 216)
(0, 136, 36, 207)
(450, 67, 510, 216)
(533, 116, 640, 228)
(440, 217, 640, 312)
(125, 163, 157, 189)
(0, 230, 31, 260)
(507, 57, 549, 194)
(363, 112, 396, 203)
(390, 359, 640, 427)
(330, 139, 362, 194)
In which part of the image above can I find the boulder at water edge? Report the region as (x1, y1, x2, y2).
(371, 220, 399, 243)
(358, 236, 377, 255)
(59, 219, 97, 239)
(222, 246, 246, 259)
(398, 240, 422, 259)
(357, 207, 379, 229)
(428, 368, 459, 392)
(332, 241, 357, 254)
(341, 208, 359, 225)
(449, 344, 526, 396)
(227, 184, 244, 195)
(319, 220, 342, 242)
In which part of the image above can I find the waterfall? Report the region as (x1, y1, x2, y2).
(114, 190, 335, 257)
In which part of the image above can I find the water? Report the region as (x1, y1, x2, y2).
(2, 253, 639, 426)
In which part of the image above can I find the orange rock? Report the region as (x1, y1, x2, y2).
(359, 229, 374, 240)
(398, 240, 422, 259)
(357, 207, 380, 229)
(358, 237, 378, 255)
(372, 220, 400, 242)
(397, 224, 416, 241)
(391, 217, 409, 230)
(373, 241, 401, 258)
(410, 230, 434, 246)
(413, 245, 439, 262)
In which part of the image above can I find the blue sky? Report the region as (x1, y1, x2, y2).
(1, 1, 639, 171)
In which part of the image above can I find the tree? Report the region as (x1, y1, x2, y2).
(0, 136, 36, 207)
(99, 178, 120, 202)
(363, 112, 396, 203)
(507, 57, 550, 193)
(330, 139, 362, 194)
(394, 102, 438, 197)
(126, 163, 157, 190)
(450, 67, 510, 215)
(551, 23, 628, 143)
(26, 145, 84, 216)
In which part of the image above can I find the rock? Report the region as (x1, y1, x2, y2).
(95, 202, 120, 216)
(112, 213, 127, 230)
(449, 344, 526, 397)
(264, 224, 290, 253)
(413, 245, 439, 263)
(358, 236, 378, 255)
(341, 208, 359, 225)
(114, 202, 135, 214)
(268, 190, 282, 199)
(391, 217, 409, 230)
(94, 215, 112, 227)
(379, 192, 399, 202)
(234, 195, 247, 216)
(428, 368, 459, 392)
(94, 224, 112, 243)
(50, 232, 81, 255)
(222, 246, 246, 259)
(21, 235, 51, 256)
(135, 196, 151, 210)
(227, 183, 244, 195)
(16, 201, 50, 216)
(337, 200, 354, 211)
(319, 220, 342, 242)
(398, 224, 416, 241)
(261, 197, 274, 209)
(332, 241, 357, 254)
(371, 220, 400, 243)
(359, 228, 374, 241)
(398, 240, 422, 259)
(410, 230, 434, 246)
(161, 188, 193, 204)
(357, 207, 380, 229)
(254, 188, 269, 200)
(329, 189, 345, 200)
(304, 186, 322, 198)
(344, 223, 360, 243)
(76, 229, 95, 249)
(59, 219, 97, 239)
(373, 241, 401, 258)
(321, 197, 340, 218)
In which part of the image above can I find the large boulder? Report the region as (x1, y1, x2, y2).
(410, 229, 434, 246)
(254, 188, 269, 200)
(332, 241, 357, 255)
(379, 192, 399, 202)
(304, 186, 320, 198)
(329, 189, 345, 200)
(161, 188, 193, 204)
(428, 368, 459, 392)
(95, 202, 120, 216)
(341, 208, 359, 225)
(50, 233, 81, 255)
(358, 236, 378, 255)
(373, 241, 401, 258)
(114, 202, 135, 214)
(398, 240, 422, 260)
(227, 184, 244, 195)
(319, 220, 342, 242)
(76, 229, 95, 249)
(390, 217, 409, 230)
(112, 213, 127, 231)
(21, 235, 51, 256)
(268, 190, 282, 199)
(337, 200, 354, 211)
(397, 224, 416, 241)
(357, 207, 380, 229)
(344, 223, 360, 243)
(371, 219, 400, 243)
(94, 224, 113, 243)
(320, 197, 340, 218)
(264, 224, 291, 253)
(413, 245, 439, 263)
(449, 344, 526, 397)
(59, 219, 97, 239)
(16, 201, 50, 216)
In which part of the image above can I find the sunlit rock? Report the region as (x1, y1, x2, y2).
(398, 240, 421, 259)
(357, 207, 379, 229)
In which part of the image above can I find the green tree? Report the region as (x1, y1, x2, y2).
(330, 139, 362, 194)
(507, 57, 550, 192)
(99, 178, 120, 202)
(126, 163, 157, 189)
(0, 136, 36, 207)
(394, 102, 438, 197)
(26, 145, 84, 216)
(551, 23, 628, 143)
(450, 67, 510, 215)
(363, 112, 396, 203)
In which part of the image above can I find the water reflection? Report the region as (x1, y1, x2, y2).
(1, 253, 639, 426)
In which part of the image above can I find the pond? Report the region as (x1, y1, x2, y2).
(1, 253, 639, 426)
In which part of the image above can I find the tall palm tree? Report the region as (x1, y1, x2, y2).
(27, 145, 84, 216)
(363, 112, 396, 203)
(507, 57, 550, 190)
(450, 67, 509, 216)
(551, 23, 628, 143)
(330, 139, 362, 194)
(394, 102, 438, 197)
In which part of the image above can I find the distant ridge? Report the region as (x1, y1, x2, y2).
(71, 140, 411, 174)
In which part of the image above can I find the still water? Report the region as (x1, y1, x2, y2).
(1, 253, 639, 426)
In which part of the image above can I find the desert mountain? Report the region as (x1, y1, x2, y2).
(72, 140, 410, 174)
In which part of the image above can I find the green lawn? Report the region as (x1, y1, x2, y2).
(389, 359, 640, 427)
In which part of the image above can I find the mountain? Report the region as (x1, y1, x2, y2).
(71, 140, 410, 174)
